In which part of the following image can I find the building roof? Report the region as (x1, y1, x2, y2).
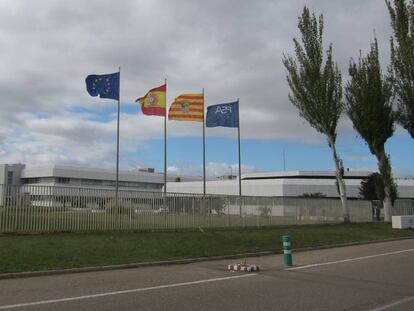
(19, 164, 200, 184)
(241, 170, 373, 180)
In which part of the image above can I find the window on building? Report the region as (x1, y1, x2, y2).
(22, 178, 40, 184)
(69, 178, 82, 185)
(80, 179, 103, 186)
(56, 177, 70, 184)
(38, 177, 55, 184)
(7, 171, 13, 184)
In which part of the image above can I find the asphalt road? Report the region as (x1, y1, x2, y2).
(0, 238, 414, 311)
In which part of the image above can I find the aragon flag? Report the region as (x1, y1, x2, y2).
(135, 84, 166, 116)
(168, 94, 204, 122)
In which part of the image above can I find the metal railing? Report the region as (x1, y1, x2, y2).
(0, 184, 374, 233)
(393, 200, 414, 216)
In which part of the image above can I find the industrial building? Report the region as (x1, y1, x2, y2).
(0, 163, 200, 207)
(167, 170, 414, 199)
(2, 164, 414, 200)
(0, 163, 198, 190)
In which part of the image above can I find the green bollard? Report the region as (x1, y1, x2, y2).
(282, 235, 292, 266)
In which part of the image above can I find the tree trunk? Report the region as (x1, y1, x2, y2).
(327, 136, 350, 223)
(376, 149, 393, 222)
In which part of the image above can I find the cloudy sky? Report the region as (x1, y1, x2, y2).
(0, 0, 412, 178)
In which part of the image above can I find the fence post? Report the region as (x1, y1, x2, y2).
(129, 191, 132, 230)
(227, 197, 230, 228)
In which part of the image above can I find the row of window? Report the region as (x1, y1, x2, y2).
(22, 177, 162, 189)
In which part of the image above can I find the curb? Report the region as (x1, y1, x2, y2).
(1, 236, 413, 280)
(0, 251, 273, 280)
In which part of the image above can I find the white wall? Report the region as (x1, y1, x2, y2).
(165, 179, 296, 197)
(167, 178, 414, 198)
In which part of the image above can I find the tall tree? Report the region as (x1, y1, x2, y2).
(283, 7, 350, 222)
(386, 0, 414, 138)
(360, 173, 384, 201)
(345, 38, 396, 221)
(360, 172, 398, 204)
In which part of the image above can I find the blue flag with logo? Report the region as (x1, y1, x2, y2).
(85, 72, 119, 100)
(206, 101, 239, 128)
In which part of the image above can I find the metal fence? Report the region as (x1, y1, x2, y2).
(0, 184, 374, 233)
(393, 200, 414, 216)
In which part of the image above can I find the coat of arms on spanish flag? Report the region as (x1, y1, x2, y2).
(168, 93, 204, 122)
(135, 84, 166, 116)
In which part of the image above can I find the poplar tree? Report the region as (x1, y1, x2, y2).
(345, 38, 396, 222)
(283, 7, 349, 222)
(386, 0, 414, 138)
(360, 173, 398, 205)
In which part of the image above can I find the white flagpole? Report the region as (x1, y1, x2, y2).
(116, 67, 121, 205)
(164, 78, 167, 209)
(203, 88, 206, 210)
(202, 88, 206, 207)
(237, 99, 242, 215)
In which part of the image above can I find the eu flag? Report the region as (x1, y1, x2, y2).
(206, 101, 239, 128)
(85, 72, 119, 100)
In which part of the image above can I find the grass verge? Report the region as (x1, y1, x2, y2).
(1, 222, 414, 273)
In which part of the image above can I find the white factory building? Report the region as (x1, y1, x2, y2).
(167, 170, 414, 199)
(1, 163, 414, 200)
(0, 163, 202, 207)
(0, 163, 198, 191)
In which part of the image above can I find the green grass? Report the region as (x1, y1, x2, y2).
(1, 222, 413, 273)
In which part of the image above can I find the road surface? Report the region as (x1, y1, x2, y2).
(0, 238, 413, 310)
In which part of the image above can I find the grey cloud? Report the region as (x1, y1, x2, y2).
(0, 0, 402, 168)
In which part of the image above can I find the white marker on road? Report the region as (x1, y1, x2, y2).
(0, 274, 257, 310)
(370, 296, 414, 311)
(286, 248, 414, 271)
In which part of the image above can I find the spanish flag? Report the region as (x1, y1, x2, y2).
(168, 93, 204, 122)
(135, 84, 166, 116)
